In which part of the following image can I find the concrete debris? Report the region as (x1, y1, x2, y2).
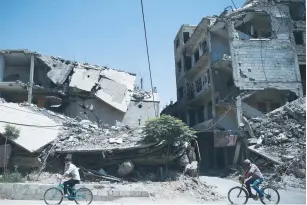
(173, 175, 224, 201)
(117, 161, 135, 177)
(184, 161, 198, 177)
(246, 97, 306, 188)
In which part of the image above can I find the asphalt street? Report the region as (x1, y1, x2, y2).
(1, 176, 305, 204)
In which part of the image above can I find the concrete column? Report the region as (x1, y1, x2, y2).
(235, 95, 242, 126)
(28, 55, 35, 104)
(232, 141, 241, 165)
(0, 54, 4, 82)
(207, 30, 217, 123)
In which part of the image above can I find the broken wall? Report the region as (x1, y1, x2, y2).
(64, 97, 159, 127)
(3, 66, 29, 82)
(243, 89, 288, 113)
(122, 100, 159, 127)
(215, 107, 238, 131)
(64, 98, 125, 125)
(211, 33, 230, 64)
(228, 3, 303, 96)
(69, 67, 136, 113)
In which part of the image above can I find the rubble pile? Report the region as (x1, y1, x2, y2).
(247, 97, 306, 188)
(147, 175, 224, 202)
(250, 97, 305, 146)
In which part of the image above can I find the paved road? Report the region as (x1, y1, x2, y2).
(200, 176, 306, 204)
(0, 176, 305, 204)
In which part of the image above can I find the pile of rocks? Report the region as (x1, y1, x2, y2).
(146, 175, 224, 202)
(247, 97, 306, 187)
(249, 97, 305, 146)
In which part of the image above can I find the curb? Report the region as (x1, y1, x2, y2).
(0, 183, 150, 201)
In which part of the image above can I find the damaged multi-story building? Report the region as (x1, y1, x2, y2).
(161, 0, 305, 172)
(0, 49, 160, 127)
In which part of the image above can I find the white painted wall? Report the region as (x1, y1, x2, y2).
(64, 97, 160, 127)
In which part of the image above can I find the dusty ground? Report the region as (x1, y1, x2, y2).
(27, 172, 224, 203)
(2, 176, 306, 204)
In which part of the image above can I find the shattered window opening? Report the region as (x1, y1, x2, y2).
(184, 56, 192, 71)
(201, 41, 207, 54)
(178, 87, 184, 100)
(289, 2, 306, 21)
(186, 82, 195, 100)
(177, 60, 182, 73)
(197, 106, 205, 123)
(235, 12, 272, 39)
(188, 109, 196, 126)
(195, 77, 202, 93)
(299, 64, 306, 95)
(207, 101, 213, 119)
(194, 49, 200, 64)
(183, 32, 190, 43)
(293, 31, 304, 45)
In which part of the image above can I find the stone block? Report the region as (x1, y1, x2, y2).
(97, 190, 108, 197)
(141, 191, 150, 197)
(22, 194, 34, 200)
(119, 190, 130, 197)
(111, 190, 120, 197)
(130, 190, 142, 197)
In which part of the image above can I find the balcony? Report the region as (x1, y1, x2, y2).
(192, 119, 214, 131)
(212, 54, 232, 73)
(185, 51, 210, 80)
(188, 85, 211, 105)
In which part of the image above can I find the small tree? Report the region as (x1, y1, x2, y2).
(3, 125, 20, 175)
(143, 115, 196, 143)
(143, 115, 196, 173)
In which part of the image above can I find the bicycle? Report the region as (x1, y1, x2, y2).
(228, 176, 280, 204)
(43, 178, 93, 205)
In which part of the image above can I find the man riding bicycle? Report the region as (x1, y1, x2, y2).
(243, 159, 264, 200)
(59, 158, 81, 197)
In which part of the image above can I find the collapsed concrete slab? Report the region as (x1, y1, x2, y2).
(69, 66, 136, 112)
(0, 49, 159, 126)
(0, 102, 61, 153)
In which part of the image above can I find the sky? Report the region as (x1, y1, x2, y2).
(0, 0, 246, 110)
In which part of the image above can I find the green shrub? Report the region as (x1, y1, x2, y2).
(143, 115, 196, 144)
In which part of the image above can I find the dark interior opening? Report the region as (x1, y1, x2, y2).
(183, 32, 190, 43)
(289, 2, 306, 21)
(294, 31, 304, 45)
(299, 64, 306, 95)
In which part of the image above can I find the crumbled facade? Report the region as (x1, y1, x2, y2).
(0, 49, 160, 127)
(162, 0, 305, 172)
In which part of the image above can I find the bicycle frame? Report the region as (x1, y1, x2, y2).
(55, 179, 82, 200)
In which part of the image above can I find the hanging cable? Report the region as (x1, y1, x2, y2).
(230, 0, 237, 9)
(140, 0, 158, 117)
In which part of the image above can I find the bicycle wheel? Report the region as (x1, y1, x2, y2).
(74, 187, 93, 205)
(44, 187, 63, 205)
(260, 186, 280, 204)
(228, 186, 249, 205)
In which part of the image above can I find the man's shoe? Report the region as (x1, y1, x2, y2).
(249, 194, 257, 198)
